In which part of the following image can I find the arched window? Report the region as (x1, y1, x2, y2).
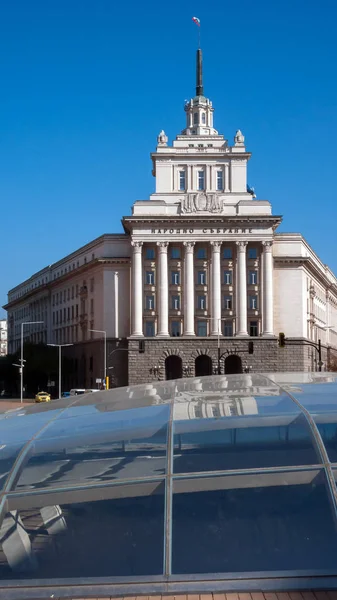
(201, 112, 206, 124)
(193, 112, 198, 125)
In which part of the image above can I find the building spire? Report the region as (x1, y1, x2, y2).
(196, 49, 204, 96)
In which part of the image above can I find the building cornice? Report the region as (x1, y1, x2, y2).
(3, 257, 130, 311)
(122, 214, 282, 233)
(274, 256, 337, 296)
(7, 233, 128, 295)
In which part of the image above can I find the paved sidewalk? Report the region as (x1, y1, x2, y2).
(0, 398, 33, 412)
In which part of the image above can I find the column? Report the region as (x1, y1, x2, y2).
(210, 241, 222, 335)
(262, 241, 274, 335)
(183, 242, 195, 335)
(236, 241, 248, 336)
(131, 241, 143, 336)
(157, 242, 169, 336)
(224, 163, 230, 192)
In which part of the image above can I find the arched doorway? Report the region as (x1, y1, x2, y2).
(165, 355, 183, 380)
(195, 354, 213, 377)
(224, 354, 242, 375)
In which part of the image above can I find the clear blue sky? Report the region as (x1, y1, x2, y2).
(1, 0, 337, 317)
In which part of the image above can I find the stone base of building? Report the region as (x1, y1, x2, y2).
(127, 337, 331, 385)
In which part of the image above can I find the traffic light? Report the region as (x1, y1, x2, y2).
(248, 341, 254, 354)
(279, 332, 285, 348)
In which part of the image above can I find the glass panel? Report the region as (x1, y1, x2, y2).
(172, 469, 337, 574)
(15, 405, 170, 491)
(0, 442, 27, 491)
(2, 481, 165, 579)
(0, 406, 65, 446)
(173, 387, 320, 473)
(315, 417, 337, 462)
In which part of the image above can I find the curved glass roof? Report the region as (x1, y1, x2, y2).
(1, 372, 337, 590)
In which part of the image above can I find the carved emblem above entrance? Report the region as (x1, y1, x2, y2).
(181, 193, 223, 214)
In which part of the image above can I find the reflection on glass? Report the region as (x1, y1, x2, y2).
(15, 405, 170, 491)
(0, 443, 27, 491)
(0, 482, 165, 579)
(317, 420, 337, 462)
(173, 401, 320, 473)
(172, 470, 337, 574)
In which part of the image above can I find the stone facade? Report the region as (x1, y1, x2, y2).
(128, 337, 330, 385)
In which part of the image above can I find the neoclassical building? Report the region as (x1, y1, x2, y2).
(4, 50, 337, 388)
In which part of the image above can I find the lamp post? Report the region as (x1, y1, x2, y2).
(20, 321, 44, 403)
(199, 317, 227, 374)
(47, 344, 73, 398)
(89, 329, 107, 388)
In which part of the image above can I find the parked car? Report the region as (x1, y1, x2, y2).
(35, 391, 51, 403)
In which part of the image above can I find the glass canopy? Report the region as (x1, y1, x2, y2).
(1, 372, 337, 587)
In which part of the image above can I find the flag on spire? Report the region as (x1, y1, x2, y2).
(192, 16, 200, 26)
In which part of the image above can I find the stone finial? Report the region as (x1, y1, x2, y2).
(157, 130, 168, 146)
(234, 129, 245, 146)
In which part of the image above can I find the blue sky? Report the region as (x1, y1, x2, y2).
(1, 0, 337, 317)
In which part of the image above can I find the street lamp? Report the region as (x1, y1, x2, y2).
(89, 329, 107, 388)
(199, 317, 227, 374)
(47, 344, 73, 398)
(20, 321, 44, 403)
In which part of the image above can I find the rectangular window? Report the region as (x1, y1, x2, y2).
(223, 270, 232, 285)
(248, 248, 258, 259)
(171, 321, 181, 337)
(146, 271, 155, 285)
(63, 290, 66, 302)
(197, 170, 205, 191)
(197, 295, 206, 310)
(223, 295, 232, 310)
(223, 247, 232, 259)
(76, 304, 78, 317)
(217, 170, 223, 191)
(197, 270, 206, 285)
(197, 321, 207, 336)
(171, 247, 180, 259)
(72, 286, 74, 299)
(145, 248, 155, 260)
(193, 112, 198, 124)
(179, 170, 186, 191)
(76, 284, 79, 297)
(249, 270, 258, 285)
(145, 321, 155, 337)
(59, 310, 62, 324)
(223, 321, 233, 337)
(196, 248, 207, 260)
(89, 356, 93, 371)
(146, 295, 155, 310)
(52, 312, 55, 325)
(72, 305, 74, 319)
(172, 295, 180, 310)
(249, 295, 258, 310)
(250, 321, 258, 336)
(63, 308, 66, 321)
(171, 271, 180, 285)
(67, 307, 70, 321)
(90, 298, 94, 314)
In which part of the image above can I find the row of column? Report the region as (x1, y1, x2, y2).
(131, 240, 274, 337)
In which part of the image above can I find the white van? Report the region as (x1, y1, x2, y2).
(69, 389, 86, 396)
(69, 388, 100, 396)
